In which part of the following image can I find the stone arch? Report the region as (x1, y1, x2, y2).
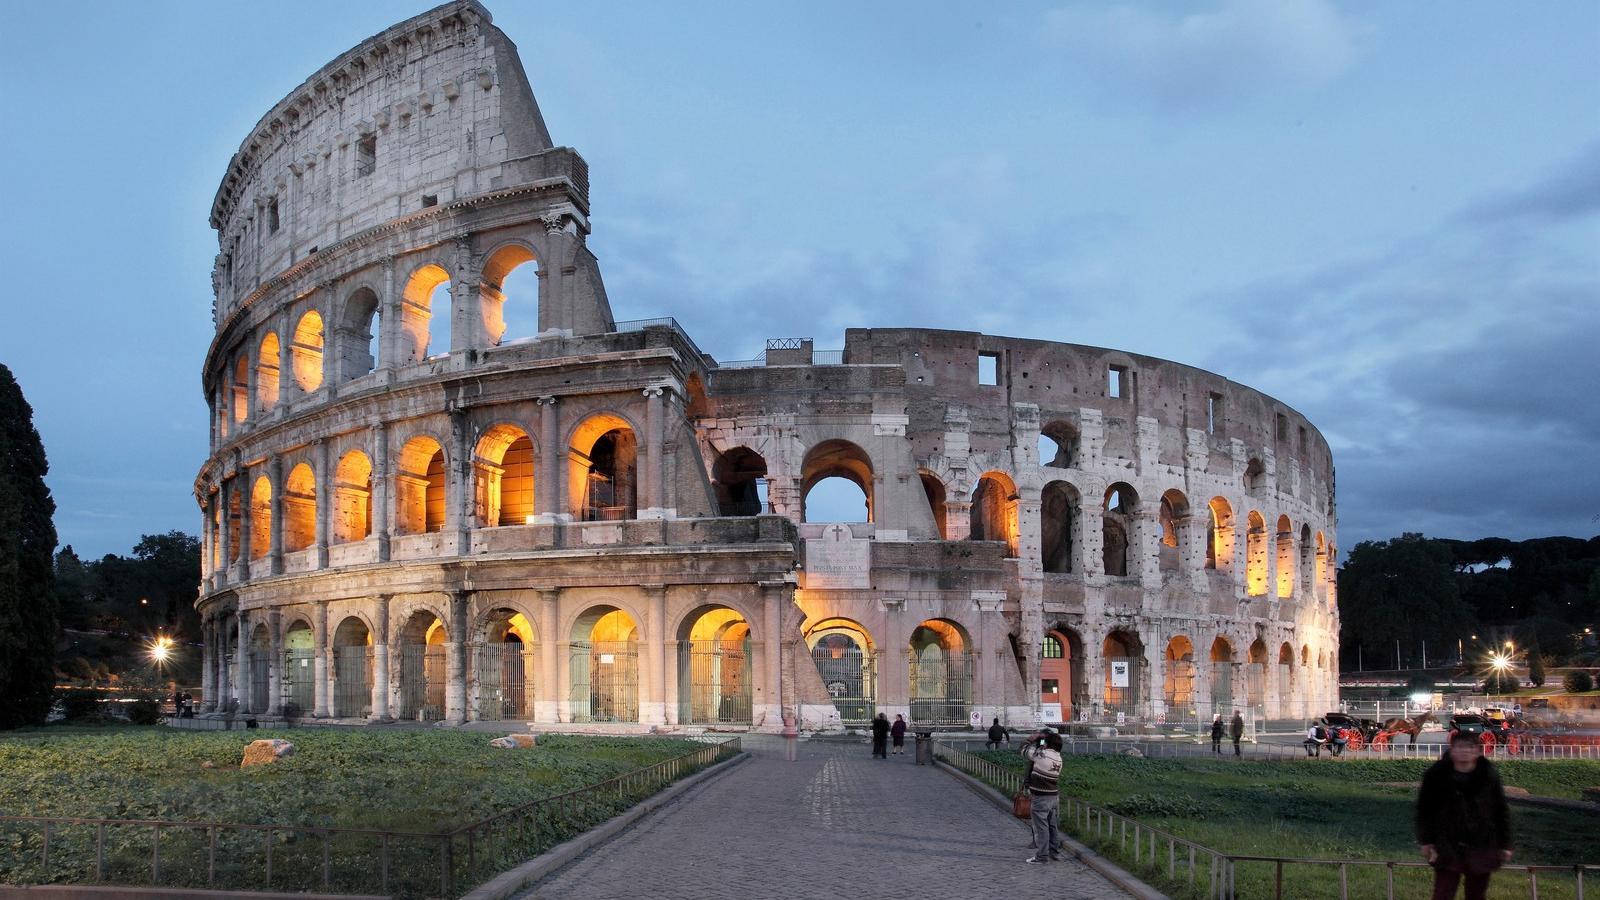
(1209, 636, 1236, 713)
(1102, 628, 1144, 713)
(248, 622, 272, 713)
(256, 332, 281, 414)
(473, 605, 536, 721)
(1299, 523, 1314, 595)
(678, 605, 753, 725)
(399, 261, 453, 363)
(908, 618, 972, 726)
(1041, 480, 1080, 574)
(1158, 489, 1190, 572)
(1102, 483, 1138, 577)
(249, 475, 272, 560)
(1246, 638, 1269, 712)
(282, 462, 316, 553)
(569, 413, 637, 521)
(1164, 635, 1196, 711)
(1244, 457, 1266, 493)
(1277, 641, 1296, 717)
(684, 372, 711, 419)
(1206, 497, 1234, 572)
(1245, 510, 1268, 596)
(919, 469, 948, 539)
(282, 615, 315, 715)
(806, 617, 877, 725)
(568, 604, 640, 723)
(336, 284, 382, 381)
(479, 240, 540, 346)
(395, 434, 447, 535)
(332, 450, 372, 543)
(230, 356, 249, 425)
(395, 608, 448, 721)
(1039, 420, 1079, 469)
(969, 470, 1018, 557)
(800, 439, 874, 523)
(331, 615, 373, 718)
(1275, 514, 1295, 598)
(474, 422, 536, 527)
(1041, 624, 1084, 721)
(713, 446, 768, 516)
(290, 310, 325, 393)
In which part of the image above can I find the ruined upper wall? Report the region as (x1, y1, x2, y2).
(209, 0, 557, 324)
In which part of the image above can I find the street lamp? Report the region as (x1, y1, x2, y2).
(1489, 653, 1510, 697)
(150, 635, 173, 664)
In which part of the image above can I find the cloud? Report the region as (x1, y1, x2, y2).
(1458, 140, 1600, 225)
(1041, 0, 1358, 110)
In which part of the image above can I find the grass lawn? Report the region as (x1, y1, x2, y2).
(1, 726, 721, 897)
(969, 750, 1599, 900)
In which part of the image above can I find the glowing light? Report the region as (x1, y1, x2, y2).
(150, 635, 174, 663)
(1489, 654, 1509, 672)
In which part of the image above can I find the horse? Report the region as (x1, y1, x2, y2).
(1378, 710, 1435, 745)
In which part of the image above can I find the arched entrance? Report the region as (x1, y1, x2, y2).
(678, 606, 753, 725)
(248, 623, 271, 713)
(806, 619, 876, 726)
(282, 620, 314, 716)
(1164, 636, 1195, 714)
(396, 610, 447, 721)
(476, 608, 535, 721)
(1247, 638, 1269, 713)
(1102, 629, 1144, 715)
(1210, 637, 1235, 714)
(332, 616, 373, 718)
(1278, 642, 1295, 718)
(571, 416, 637, 521)
(908, 619, 972, 726)
(1040, 627, 1081, 721)
(570, 606, 638, 722)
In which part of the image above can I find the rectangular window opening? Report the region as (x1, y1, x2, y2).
(1041, 679, 1060, 695)
(1207, 392, 1223, 434)
(267, 197, 279, 234)
(978, 352, 1000, 386)
(1298, 425, 1307, 454)
(1108, 365, 1129, 399)
(421, 193, 438, 208)
(1276, 413, 1289, 441)
(356, 135, 377, 177)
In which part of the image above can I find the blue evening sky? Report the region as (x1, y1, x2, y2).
(1, 1, 1596, 558)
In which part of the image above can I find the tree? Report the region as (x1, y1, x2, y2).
(1526, 643, 1546, 687)
(1338, 534, 1475, 669)
(1565, 670, 1594, 693)
(0, 365, 59, 728)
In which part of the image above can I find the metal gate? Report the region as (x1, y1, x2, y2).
(811, 643, 876, 725)
(248, 649, 271, 713)
(333, 646, 372, 718)
(283, 649, 314, 715)
(570, 641, 638, 723)
(398, 644, 447, 721)
(475, 642, 529, 721)
(908, 650, 971, 726)
(680, 640, 751, 724)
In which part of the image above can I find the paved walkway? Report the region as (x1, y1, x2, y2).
(522, 736, 1130, 900)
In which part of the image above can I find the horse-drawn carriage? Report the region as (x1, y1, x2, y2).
(1321, 712, 1381, 751)
(1451, 710, 1525, 755)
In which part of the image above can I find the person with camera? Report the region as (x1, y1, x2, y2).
(1021, 728, 1065, 863)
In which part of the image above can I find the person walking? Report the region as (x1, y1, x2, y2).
(987, 717, 1010, 750)
(1210, 714, 1224, 753)
(1230, 710, 1245, 757)
(1021, 729, 1065, 863)
(871, 712, 890, 759)
(1417, 731, 1513, 900)
(890, 714, 908, 755)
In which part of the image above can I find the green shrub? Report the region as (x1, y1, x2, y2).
(1109, 792, 1205, 819)
(126, 699, 162, 725)
(1565, 670, 1595, 693)
(55, 688, 107, 721)
(1483, 672, 1520, 694)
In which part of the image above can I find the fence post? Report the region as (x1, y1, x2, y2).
(1385, 861, 1395, 900)
(207, 825, 216, 886)
(151, 824, 161, 883)
(95, 823, 105, 881)
(441, 835, 454, 896)
(1274, 859, 1283, 899)
(1339, 862, 1348, 900)
(41, 820, 50, 870)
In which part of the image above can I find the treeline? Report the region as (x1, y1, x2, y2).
(53, 532, 200, 685)
(1338, 533, 1600, 670)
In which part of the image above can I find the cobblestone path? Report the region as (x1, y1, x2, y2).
(523, 736, 1131, 900)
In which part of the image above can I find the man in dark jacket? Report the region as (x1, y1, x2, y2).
(1209, 714, 1225, 753)
(1416, 731, 1513, 900)
(987, 718, 1010, 750)
(870, 712, 890, 758)
(1229, 711, 1244, 756)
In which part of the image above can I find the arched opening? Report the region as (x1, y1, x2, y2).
(1158, 489, 1190, 572)
(231, 357, 249, 425)
(713, 447, 768, 516)
(807, 619, 876, 725)
(678, 606, 752, 725)
(256, 333, 281, 414)
(1039, 420, 1079, 468)
(1041, 627, 1082, 721)
(396, 436, 446, 535)
(397, 610, 447, 721)
(969, 471, 1018, 557)
(569, 415, 637, 521)
(569, 606, 639, 723)
(1210, 637, 1235, 713)
(1102, 483, 1138, 577)
(290, 311, 325, 393)
(1164, 636, 1195, 712)
(282, 463, 316, 553)
(1245, 511, 1268, 596)
(1278, 642, 1295, 717)
(908, 619, 971, 726)
(1299, 523, 1313, 596)
(282, 620, 314, 716)
(1206, 497, 1234, 572)
(474, 424, 536, 526)
(801, 440, 874, 523)
(1041, 481, 1078, 573)
(338, 287, 381, 381)
(332, 451, 372, 543)
(248, 623, 272, 714)
(919, 471, 948, 539)
(332, 616, 373, 718)
(226, 483, 241, 563)
(479, 243, 538, 345)
(249, 476, 272, 560)
(1244, 457, 1265, 493)
(1102, 629, 1143, 713)
(1314, 531, 1328, 595)
(475, 608, 535, 720)
(1247, 639, 1268, 713)
(1275, 515, 1295, 598)
(400, 263, 452, 363)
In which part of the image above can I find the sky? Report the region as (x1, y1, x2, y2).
(1, 0, 1596, 559)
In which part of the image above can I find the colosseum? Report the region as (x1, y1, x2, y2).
(193, 0, 1339, 735)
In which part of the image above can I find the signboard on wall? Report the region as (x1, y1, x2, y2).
(968, 710, 984, 729)
(1110, 660, 1130, 687)
(803, 523, 871, 589)
(1039, 703, 1062, 723)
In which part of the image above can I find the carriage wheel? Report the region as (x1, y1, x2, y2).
(1506, 734, 1520, 755)
(1371, 731, 1390, 749)
(1346, 731, 1364, 752)
(1479, 731, 1497, 756)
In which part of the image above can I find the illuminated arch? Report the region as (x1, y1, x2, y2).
(801, 439, 874, 523)
(474, 423, 536, 526)
(569, 413, 637, 521)
(395, 435, 446, 535)
(678, 605, 753, 725)
(399, 263, 452, 363)
(255, 332, 281, 413)
(249, 476, 272, 559)
(282, 462, 316, 553)
(1275, 514, 1295, 598)
(969, 470, 1018, 557)
(290, 310, 325, 393)
(806, 617, 877, 725)
(332, 450, 372, 543)
(908, 618, 972, 726)
(568, 604, 640, 723)
(1245, 511, 1268, 596)
(479, 241, 539, 346)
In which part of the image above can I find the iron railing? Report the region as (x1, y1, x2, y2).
(1, 737, 740, 899)
(934, 740, 1596, 899)
(948, 735, 1600, 763)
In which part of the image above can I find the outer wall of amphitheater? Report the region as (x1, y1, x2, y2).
(193, 0, 1339, 734)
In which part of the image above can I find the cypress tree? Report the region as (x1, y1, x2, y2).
(1527, 641, 1546, 687)
(0, 364, 59, 728)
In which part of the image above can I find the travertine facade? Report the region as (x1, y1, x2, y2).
(195, 1, 1338, 733)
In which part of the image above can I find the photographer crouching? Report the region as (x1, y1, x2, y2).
(1021, 728, 1065, 863)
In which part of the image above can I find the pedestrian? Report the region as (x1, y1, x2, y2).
(1209, 714, 1224, 753)
(1303, 720, 1327, 757)
(987, 717, 1010, 750)
(1230, 710, 1244, 757)
(891, 714, 908, 755)
(1416, 730, 1513, 900)
(871, 712, 890, 759)
(1021, 729, 1065, 864)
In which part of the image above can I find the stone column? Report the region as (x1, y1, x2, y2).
(217, 481, 232, 587)
(371, 421, 391, 561)
(537, 589, 560, 722)
(760, 581, 785, 729)
(236, 612, 250, 713)
(236, 470, 253, 579)
(447, 409, 471, 553)
(1193, 651, 1213, 725)
(319, 280, 338, 393)
(1144, 635, 1165, 722)
(641, 584, 668, 725)
(370, 595, 391, 721)
(200, 616, 215, 712)
(642, 386, 667, 517)
(313, 600, 330, 717)
(1135, 509, 1161, 590)
(445, 591, 469, 724)
(215, 616, 231, 713)
(267, 611, 283, 716)
(536, 396, 564, 522)
(268, 455, 284, 576)
(377, 256, 399, 380)
(450, 235, 479, 357)
(312, 439, 330, 569)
